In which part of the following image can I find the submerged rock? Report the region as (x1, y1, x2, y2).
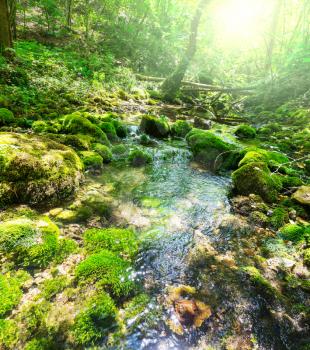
(0, 132, 83, 206)
(193, 116, 212, 130)
(292, 185, 310, 206)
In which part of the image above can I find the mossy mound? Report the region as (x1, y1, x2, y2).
(32, 120, 60, 134)
(99, 121, 118, 141)
(0, 271, 30, 317)
(186, 129, 240, 171)
(79, 151, 103, 171)
(71, 292, 117, 346)
(83, 228, 138, 259)
(0, 132, 83, 206)
(62, 112, 110, 146)
(279, 224, 309, 242)
(0, 108, 14, 126)
(75, 250, 134, 297)
(234, 124, 256, 139)
(238, 148, 289, 169)
(171, 120, 192, 138)
(140, 115, 170, 138)
(128, 148, 152, 166)
(0, 214, 67, 268)
(232, 162, 282, 202)
(92, 143, 112, 163)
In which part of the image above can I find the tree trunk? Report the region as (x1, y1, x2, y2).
(0, 0, 13, 53)
(161, 0, 207, 100)
(66, 0, 73, 29)
(8, 0, 17, 40)
(265, 0, 282, 74)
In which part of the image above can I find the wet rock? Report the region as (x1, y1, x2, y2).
(194, 116, 212, 130)
(292, 186, 310, 206)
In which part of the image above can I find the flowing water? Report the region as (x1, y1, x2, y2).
(93, 131, 297, 350)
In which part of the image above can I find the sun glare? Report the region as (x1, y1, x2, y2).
(214, 0, 274, 46)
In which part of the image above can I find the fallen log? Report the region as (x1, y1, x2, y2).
(136, 74, 256, 93)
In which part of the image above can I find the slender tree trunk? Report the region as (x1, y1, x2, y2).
(66, 0, 73, 29)
(161, 0, 207, 100)
(265, 0, 282, 74)
(8, 0, 17, 40)
(0, 0, 13, 53)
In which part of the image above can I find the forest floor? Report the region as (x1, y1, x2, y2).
(0, 41, 309, 350)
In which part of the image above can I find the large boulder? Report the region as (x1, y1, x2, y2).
(0, 132, 83, 206)
(186, 129, 240, 171)
(292, 186, 310, 206)
(140, 115, 170, 138)
(232, 162, 282, 203)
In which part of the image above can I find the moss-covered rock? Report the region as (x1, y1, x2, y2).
(0, 108, 14, 126)
(0, 319, 19, 348)
(62, 112, 110, 146)
(292, 186, 310, 206)
(0, 215, 61, 268)
(0, 271, 30, 317)
(186, 129, 240, 171)
(32, 120, 60, 134)
(140, 115, 170, 138)
(0, 132, 83, 206)
(171, 120, 192, 138)
(269, 207, 289, 230)
(232, 162, 282, 202)
(234, 124, 256, 139)
(238, 149, 289, 169)
(279, 224, 309, 242)
(92, 143, 112, 163)
(128, 149, 152, 167)
(99, 121, 118, 141)
(75, 250, 133, 297)
(79, 151, 103, 171)
(83, 228, 138, 259)
(71, 292, 117, 346)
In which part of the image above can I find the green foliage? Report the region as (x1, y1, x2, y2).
(128, 149, 152, 167)
(24, 337, 57, 350)
(92, 144, 112, 163)
(83, 228, 138, 259)
(72, 292, 117, 346)
(171, 120, 192, 138)
(234, 124, 256, 139)
(140, 115, 170, 138)
(75, 250, 134, 297)
(0, 108, 14, 126)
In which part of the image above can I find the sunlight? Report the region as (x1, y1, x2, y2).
(214, 0, 274, 45)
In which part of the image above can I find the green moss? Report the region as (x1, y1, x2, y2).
(62, 112, 110, 146)
(128, 149, 152, 167)
(111, 144, 127, 155)
(280, 175, 303, 188)
(0, 272, 30, 316)
(92, 144, 112, 163)
(269, 207, 289, 230)
(72, 292, 117, 346)
(83, 228, 138, 259)
(279, 224, 308, 242)
(0, 215, 61, 268)
(232, 162, 282, 202)
(238, 149, 289, 169)
(32, 121, 59, 134)
(81, 194, 112, 218)
(171, 120, 192, 138)
(242, 266, 280, 299)
(75, 250, 133, 297)
(79, 151, 103, 171)
(55, 238, 78, 263)
(234, 124, 256, 139)
(63, 134, 91, 151)
(140, 115, 170, 138)
(99, 122, 118, 141)
(0, 108, 14, 126)
(24, 338, 57, 350)
(41, 276, 68, 300)
(304, 248, 310, 266)
(0, 133, 83, 206)
(249, 211, 269, 226)
(112, 120, 128, 138)
(186, 129, 240, 171)
(0, 319, 18, 348)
